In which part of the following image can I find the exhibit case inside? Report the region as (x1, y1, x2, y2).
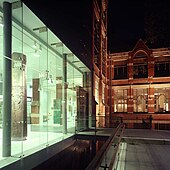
(0, 0, 92, 165)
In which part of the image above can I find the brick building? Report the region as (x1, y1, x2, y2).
(92, 0, 170, 129)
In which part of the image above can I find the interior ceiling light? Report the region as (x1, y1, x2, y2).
(33, 41, 37, 49)
(51, 42, 63, 48)
(33, 41, 42, 54)
(34, 49, 40, 57)
(39, 44, 42, 52)
(72, 61, 80, 63)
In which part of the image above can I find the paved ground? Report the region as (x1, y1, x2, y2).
(32, 128, 170, 170)
(79, 128, 170, 140)
(123, 129, 170, 140)
(79, 128, 170, 170)
(117, 129, 170, 170)
(117, 142, 170, 170)
(78, 127, 115, 136)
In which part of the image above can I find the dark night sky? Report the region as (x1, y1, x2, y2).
(22, 0, 92, 68)
(22, 0, 170, 68)
(108, 0, 145, 52)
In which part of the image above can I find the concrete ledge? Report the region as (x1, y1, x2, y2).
(1, 136, 75, 170)
(122, 137, 170, 145)
(75, 134, 108, 141)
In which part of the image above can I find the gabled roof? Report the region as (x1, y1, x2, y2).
(130, 39, 152, 57)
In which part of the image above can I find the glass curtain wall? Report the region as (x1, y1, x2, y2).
(67, 54, 83, 132)
(0, 9, 3, 159)
(0, 1, 91, 162)
(11, 1, 25, 156)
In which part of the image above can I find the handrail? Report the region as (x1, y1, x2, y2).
(108, 124, 124, 170)
(86, 123, 125, 170)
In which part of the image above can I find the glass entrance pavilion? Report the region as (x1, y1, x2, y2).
(0, 1, 92, 168)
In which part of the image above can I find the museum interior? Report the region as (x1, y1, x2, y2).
(0, 1, 92, 168)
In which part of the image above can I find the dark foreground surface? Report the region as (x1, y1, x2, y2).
(32, 139, 105, 170)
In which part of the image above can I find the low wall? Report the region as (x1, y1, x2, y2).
(1, 136, 75, 170)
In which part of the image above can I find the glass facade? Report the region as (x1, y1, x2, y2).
(0, 1, 91, 165)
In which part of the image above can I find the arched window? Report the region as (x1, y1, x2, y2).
(133, 51, 148, 78)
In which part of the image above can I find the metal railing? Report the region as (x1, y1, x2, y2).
(86, 123, 125, 170)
